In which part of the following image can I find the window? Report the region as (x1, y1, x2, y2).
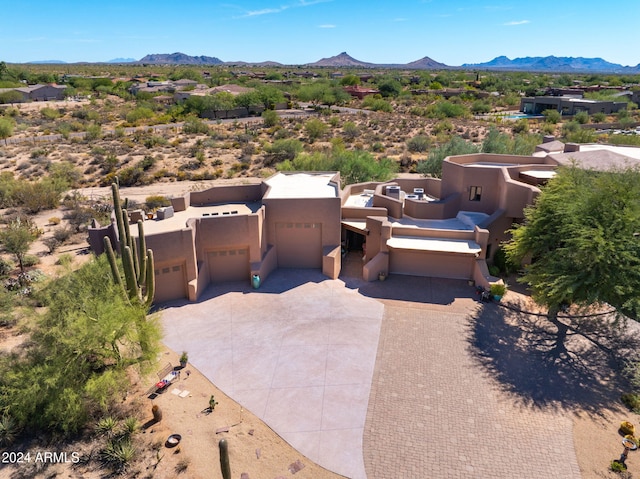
(469, 186, 482, 201)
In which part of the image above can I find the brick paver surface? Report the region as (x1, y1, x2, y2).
(363, 278, 581, 479)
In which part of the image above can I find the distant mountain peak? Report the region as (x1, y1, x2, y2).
(308, 52, 377, 67)
(138, 52, 223, 65)
(463, 55, 633, 72)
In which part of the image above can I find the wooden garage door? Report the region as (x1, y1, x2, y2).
(208, 248, 250, 283)
(276, 222, 322, 268)
(154, 263, 187, 302)
(389, 250, 473, 279)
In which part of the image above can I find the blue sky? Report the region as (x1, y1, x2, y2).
(2, 0, 639, 66)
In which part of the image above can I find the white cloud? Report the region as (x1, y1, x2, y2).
(504, 20, 530, 26)
(240, 0, 332, 18)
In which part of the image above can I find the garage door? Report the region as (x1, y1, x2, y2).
(389, 250, 473, 279)
(276, 222, 322, 268)
(154, 263, 187, 302)
(208, 248, 250, 283)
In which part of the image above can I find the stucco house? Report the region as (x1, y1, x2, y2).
(88, 140, 640, 304)
(520, 95, 627, 115)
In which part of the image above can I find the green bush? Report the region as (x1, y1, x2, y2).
(407, 135, 431, 153)
(622, 393, 640, 413)
(182, 116, 210, 135)
(264, 138, 303, 165)
(0, 256, 160, 437)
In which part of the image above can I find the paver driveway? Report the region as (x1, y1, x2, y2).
(160, 268, 581, 479)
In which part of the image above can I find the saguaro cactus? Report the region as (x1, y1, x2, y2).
(104, 182, 155, 308)
(219, 439, 231, 479)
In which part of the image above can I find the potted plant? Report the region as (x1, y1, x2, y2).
(490, 282, 507, 301)
(378, 271, 386, 282)
(179, 351, 188, 368)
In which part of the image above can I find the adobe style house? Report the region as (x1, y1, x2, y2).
(88, 141, 640, 304)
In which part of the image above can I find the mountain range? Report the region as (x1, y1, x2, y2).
(27, 51, 640, 73)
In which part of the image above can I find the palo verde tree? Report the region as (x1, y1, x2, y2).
(0, 254, 161, 436)
(0, 217, 39, 272)
(505, 164, 640, 321)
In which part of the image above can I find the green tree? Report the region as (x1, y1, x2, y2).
(416, 136, 479, 178)
(262, 109, 279, 128)
(255, 85, 285, 110)
(0, 90, 24, 104)
(340, 74, 360, 86)
(0, 217, 38, 272)
(505, 165, 640, 321)
(0, 255, 161, 436)
(0, 117, 14, 144)
(304, 118, 328, 142)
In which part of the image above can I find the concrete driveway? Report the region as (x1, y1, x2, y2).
(160, 268, 383, 479)
(160, 266, 582, 479)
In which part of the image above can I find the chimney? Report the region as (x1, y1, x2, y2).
(564, 143, 580, 153)
(542, 135, 555, 143)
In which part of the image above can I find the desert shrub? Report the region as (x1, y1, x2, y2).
(362, 96, 392, 112)
(433, 101, 469, 119)
(56, 253, 74, 267)
(0, 258, 13, 276)
(278, 148, 397, 185)
(592, 112, 607, 123)
(574, 111, 589, 124)
(264, 138, 304, 165)
(406, 135, 431, 153)
(512, 119, 529, 134)
(417, 136, 479, 178)
(622, 393, 640, 413)
(471, 101, 491, 114)
(144, 196, 169, 213)
(543, 109, 561, 124)
(304, 118, 328, 142)
(432, 120, 454, 134)
(21, 254, 40, 267)
(42, 237, 60, 254)
(85, 123, 102, 141)
(342, 121, 360, 140)
(0, 413, 19, 447)
(125, 106, 154, 125)
(143, 135, 167, 149)
(262, 109, 279, 128)
(371, 142, 385, 152)
(12, 179, 65, 213)
(182, 116, 209, 135)
(53, 226, 73, 243)
(40, 107, 60, 120)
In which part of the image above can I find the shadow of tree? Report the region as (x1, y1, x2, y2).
(468, 300, 640, 413)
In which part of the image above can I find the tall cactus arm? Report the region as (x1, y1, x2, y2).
(122, 246, 138, 301)
(103, 236, 126, 296)
(137, 220, 147, 285)
(112, 183, 125, 249)
(144, 249, 155, 308)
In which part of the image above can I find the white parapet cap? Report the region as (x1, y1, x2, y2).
(520, 170, 557, 180)
(264, 172, 338, 199)
(387, 236, 482, 254)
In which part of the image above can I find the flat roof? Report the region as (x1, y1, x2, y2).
(132, 203, 259, 236)
(263, 172, 338, 199)
(387, 236, 481, 254)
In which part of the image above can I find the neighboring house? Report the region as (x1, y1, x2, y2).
(520, 95, 627, 115)
(343, 86, 380, 99)
(0, 84, 67, 102)
(88, 141, 640, 305)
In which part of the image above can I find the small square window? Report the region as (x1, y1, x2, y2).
(469, 186, 482, 201)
